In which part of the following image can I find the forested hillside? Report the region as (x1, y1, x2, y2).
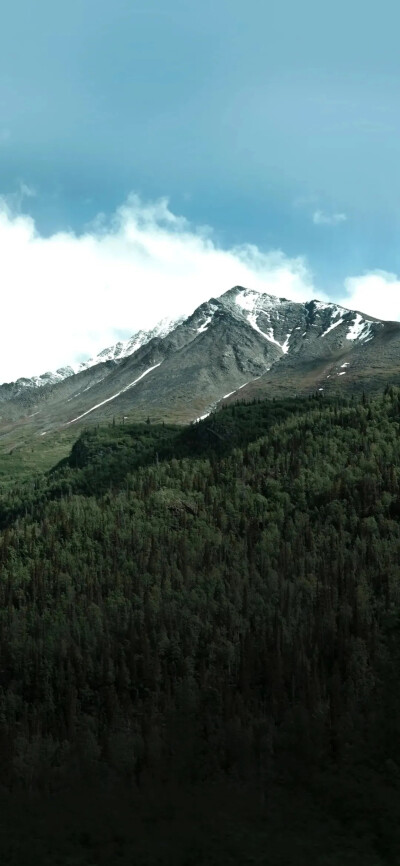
(0, 390, 400, 864)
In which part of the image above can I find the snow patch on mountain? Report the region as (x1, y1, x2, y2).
(346, 314, 373, 342)
(264, 327, 291, 353)
(235, 288, 281, 314)
(239, 305, 292, 354)
(197, 316, 213, 334)
(246, 313, 271, 340)
(281, 333, 291, 353)
(321, 315, 344, 337)
(65, 362, 162, 425)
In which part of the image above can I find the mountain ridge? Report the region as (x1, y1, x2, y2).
(1, 286, 399, 445)
(1, 286, 385, 394)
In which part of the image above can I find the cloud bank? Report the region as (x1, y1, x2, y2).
(0, 192, 399, 384)
(339, 271, 400, 322)
(0, 193, 317, 382)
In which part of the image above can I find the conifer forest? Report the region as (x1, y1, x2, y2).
(0, 389, 400, 863)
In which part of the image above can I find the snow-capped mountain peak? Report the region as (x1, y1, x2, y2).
(0, 285, 394, 427)
(74, 315, 185, 374)
(220, 286, 380, 353)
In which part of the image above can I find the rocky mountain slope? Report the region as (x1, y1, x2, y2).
(1, 286, 399, 443)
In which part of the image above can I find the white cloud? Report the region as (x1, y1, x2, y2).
(0, 192, 319, 383)
(339, 271, 400, 321)
(312, 209, 347, 226)
(3, 192, 399, 387)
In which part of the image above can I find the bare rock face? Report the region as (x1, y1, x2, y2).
(0, 286, 399, 436)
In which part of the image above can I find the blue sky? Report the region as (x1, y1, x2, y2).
(1, 0, 400, 379)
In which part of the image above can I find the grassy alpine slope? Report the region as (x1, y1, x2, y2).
(0, 390, 400, 863)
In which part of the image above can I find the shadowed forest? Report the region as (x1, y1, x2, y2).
(0, 390, 400, 863)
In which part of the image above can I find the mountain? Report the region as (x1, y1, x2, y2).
(0, 315, 184, 398)
(75, 315, 185, 372)
(1, 286, 399, 444)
